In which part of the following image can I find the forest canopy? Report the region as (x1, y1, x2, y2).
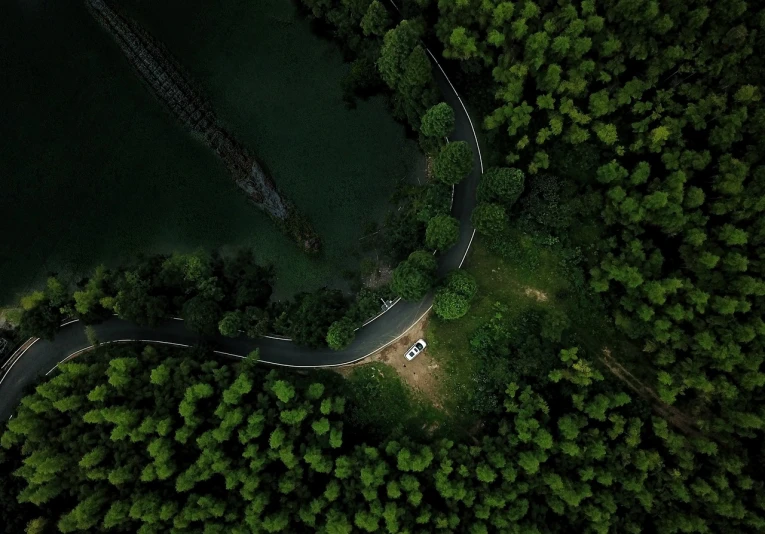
(4, 0, 765, 531)
(3, 344, 763, 532)
(300, 0, 765, 439)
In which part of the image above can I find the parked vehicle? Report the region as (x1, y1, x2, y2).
(404, 339, 427, 361)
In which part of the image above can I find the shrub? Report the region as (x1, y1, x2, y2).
(445, 270, 478, 300)
(289, 289, 347, 348)
(219, 311, 243, 337)
(415, 183, 451, 223)
(434, 288, 470, 319)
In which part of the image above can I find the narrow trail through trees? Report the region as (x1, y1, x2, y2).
(601, 348, 703, 438)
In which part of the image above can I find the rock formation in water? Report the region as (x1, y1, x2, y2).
(86, 0, 320, 252)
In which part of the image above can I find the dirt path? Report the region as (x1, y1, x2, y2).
(601, 348, 703, 437)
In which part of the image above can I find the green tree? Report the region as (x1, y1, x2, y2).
(85, 326, 100, 348)
(326, 318, 356, 351)
(218, 311, 243, 338)
(425, 215, 460, 250)
(478, 167, 526, 205)
(471, 203, 507, 236)
(391, 250, 437, 301)
(361, 0, 390, 37)
(433, 289, 469, 319)
(434, 141, 474, 185)
(19, 299, 62, 341)
(181, 296, 222, 336)
(444, 269, 478, 300)
(420, 102, 455, 138)
(289, 289, 347, 348)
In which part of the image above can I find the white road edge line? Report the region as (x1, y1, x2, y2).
(46, 302, 434, 373)
(0, 339, 39, 386)
(425, 48, 484, 173)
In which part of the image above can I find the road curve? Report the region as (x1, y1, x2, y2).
(0, 41, 483, 421)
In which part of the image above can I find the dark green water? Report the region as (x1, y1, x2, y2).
(0, 0, 422, 304)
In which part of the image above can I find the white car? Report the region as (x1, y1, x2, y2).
(405, 339, 427, 361)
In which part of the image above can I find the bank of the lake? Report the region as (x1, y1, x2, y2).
(1, 0, 423, 304)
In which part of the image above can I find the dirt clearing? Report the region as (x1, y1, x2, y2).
(523, 286, 549, 302)
(339, 314, 444, 408)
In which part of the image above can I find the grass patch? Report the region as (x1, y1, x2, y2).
(427, 232, 645, 414)
(427, 236, 570, 414)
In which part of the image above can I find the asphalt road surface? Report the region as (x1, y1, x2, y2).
(0, 39, 483, 421)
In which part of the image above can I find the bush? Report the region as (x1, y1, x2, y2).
(433, 288, 470, 319)
(434, 269, 477, 320)
(391, 250, 437, 301)
(471, 203, 507, 236)
(478, 167, 525, 206)
(326, 317, 356, 350)
(434, 141, 473, 185)
(445, 270, 478, 300)
(425, 215, 460, 250)
(420, 102, 455, 138)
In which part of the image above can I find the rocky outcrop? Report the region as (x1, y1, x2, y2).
(86, 0, 320, 252)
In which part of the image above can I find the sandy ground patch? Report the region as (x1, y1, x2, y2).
(338, 315, 444, 407)
(523, 286, 549, 302)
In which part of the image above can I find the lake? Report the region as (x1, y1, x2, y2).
(0, 0, 422, 304)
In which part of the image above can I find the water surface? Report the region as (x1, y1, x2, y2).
(0, 0, 422, 303)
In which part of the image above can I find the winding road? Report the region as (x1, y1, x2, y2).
(0, 36, 483, 421)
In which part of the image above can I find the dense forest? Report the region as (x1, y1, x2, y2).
(4, 0, 765, 531)
(299, 0, 765, 440)
(3, 343, 762, 532)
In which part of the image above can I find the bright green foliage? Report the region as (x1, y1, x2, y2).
(3, 345, 764, 532)
(424, 0, 765, 443)
(433, 288, 470, 319)
(434, 141, 474, 185)
(16, 249, 276, 340)
(391, 250, 437, 301)
(444, 269, 478, 300)
(73, 266, 111, 319)
(425, 214, 460, 250)
(17, 276, 74, 340)
(434, 269, 478, 320)
(420, 102, 456, 138)
(84, 326, 99, 348)
(326, 318, 356, 351)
